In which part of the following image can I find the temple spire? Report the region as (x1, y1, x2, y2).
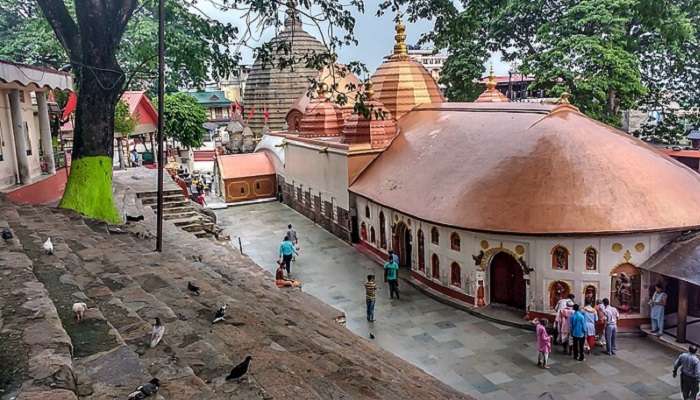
(391, 19, 409, 60)
(475, 65, 509, 103)
(284, 0, 302, 28)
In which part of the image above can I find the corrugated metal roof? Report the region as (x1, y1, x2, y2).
(639, 231, 700, 286)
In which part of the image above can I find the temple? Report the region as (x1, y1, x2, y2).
(223, 19, 700, 334)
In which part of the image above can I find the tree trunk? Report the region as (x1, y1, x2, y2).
(59, 65, 122, 223)
(607, 88, 618, 120)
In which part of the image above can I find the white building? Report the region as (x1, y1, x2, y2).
(0, 61, 72, 190)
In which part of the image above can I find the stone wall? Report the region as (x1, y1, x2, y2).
(282, 181, 351, 241)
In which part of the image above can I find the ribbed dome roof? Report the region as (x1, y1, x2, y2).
(350, 102, 700, 235)
(299, 89, 344, 138)
(342, 85, 396, 148)
(370, 21, 444, 120)
(243, 11, 328, 134)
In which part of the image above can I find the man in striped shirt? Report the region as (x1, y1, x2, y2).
(365, 275, 377, 322)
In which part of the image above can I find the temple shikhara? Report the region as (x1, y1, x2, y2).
(220, 17, 700, 335)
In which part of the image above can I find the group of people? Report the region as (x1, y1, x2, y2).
(176, 166, 211, 206)
(535, 294, 621, 369)
(364, 250, 401, 322)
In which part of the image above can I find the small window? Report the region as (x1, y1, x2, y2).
(256, 182, 260, 190)
(431, 253, 440, 279)
(365, 205, 370, 218)
(431, 227, 439, 245)
(417, 229, 425, 272)
(19, 91, 25, 103)
(585, 247, 598, 271)
(450, 232, 461, 251)
(240, 187, 245, 194)
(551, 245, 569, 270)
(450, 262, 461, 287)
(370, 226, 376, 244)
(379, 212, 387, 249)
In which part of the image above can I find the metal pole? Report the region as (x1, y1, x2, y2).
(156, 0, 165, 252)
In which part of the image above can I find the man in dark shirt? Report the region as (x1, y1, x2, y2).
(674, 345, 700, 400)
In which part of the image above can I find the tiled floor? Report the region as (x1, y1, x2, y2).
(217, 202, 684, 399)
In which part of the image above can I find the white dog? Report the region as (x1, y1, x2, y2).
(72, 302, 88, 322)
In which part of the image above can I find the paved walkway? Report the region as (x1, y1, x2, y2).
(217, 202, 684, 400)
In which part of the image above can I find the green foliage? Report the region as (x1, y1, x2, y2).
(389, 0, 697, 125)
(162, 93, 207, 149)
(114, 100, 136, 136)
(635, 109, 687, 145)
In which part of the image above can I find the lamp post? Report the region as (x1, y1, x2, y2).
(156, 0, 165, 251)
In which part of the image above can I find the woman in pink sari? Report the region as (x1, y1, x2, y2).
(536, 319, 552, 369)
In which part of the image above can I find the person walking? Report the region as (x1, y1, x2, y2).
(278, 235, 297, 275)
(570, 304, 586, 361)
(287, 224, 299, 260)
(674, 345, 700, 400)
(602, 298, 620, 355)
(536, 319, 552, 369)
(649, 283, 668, 337)
(365, 275, 377, 322)
(384, 255, 400, 300)
(582, 302, 598, 354)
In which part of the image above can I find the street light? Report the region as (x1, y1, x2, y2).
(156, 0, 165, 251)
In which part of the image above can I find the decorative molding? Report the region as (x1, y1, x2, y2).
(515, 245, 525, 255)
(612, 243, 623, 252)
(623, 249, 632, 262)
(480, 240, 489, 250)
(634, 242, 645, 252)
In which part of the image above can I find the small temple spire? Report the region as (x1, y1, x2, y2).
(557, 91, 571, 104)
(475, 65, 509, 103)
(284, 0, 302, 28)
(391, 19, 409, 60)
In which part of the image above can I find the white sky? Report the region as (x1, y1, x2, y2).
(197, 0, 510, 77)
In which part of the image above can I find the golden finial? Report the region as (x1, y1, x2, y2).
(557, 92, 571, 104)
(486, 64, 497, 90)
(391, 18, 408, 60)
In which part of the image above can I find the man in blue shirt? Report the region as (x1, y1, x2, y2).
(570, 303, 586, 361)
(383, 254, 400, 300)
(279, 235, 297, 275)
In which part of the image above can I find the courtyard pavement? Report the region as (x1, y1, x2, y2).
(217, 201, 684, 400)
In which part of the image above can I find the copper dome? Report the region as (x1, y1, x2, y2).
(342, 84, 397, 148)
(299, 89, 345, 138)
(350, 102, 700, 235)
(370, 21, 444, 120)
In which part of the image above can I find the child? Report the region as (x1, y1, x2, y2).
(365, 275, 377, 322)
(536, 319, 552, 369)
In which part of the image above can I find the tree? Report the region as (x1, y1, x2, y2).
(163, 93, 206, 149)
(389, 0, 696, 125)
(31, 0, 361, 223)
(114, 99, 137, 169)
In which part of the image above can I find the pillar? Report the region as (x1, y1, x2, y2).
(677, 280, 688, 343)
(8, 90, 30, 184)
(36, 91, 56, 174)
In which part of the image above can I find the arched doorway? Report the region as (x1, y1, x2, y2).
(394, 222, 412, 268)
(490, 252, 526, 310)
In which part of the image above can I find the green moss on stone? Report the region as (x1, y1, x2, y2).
(59, 156, 121, 224)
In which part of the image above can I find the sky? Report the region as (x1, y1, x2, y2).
(197, 0, 510, 78)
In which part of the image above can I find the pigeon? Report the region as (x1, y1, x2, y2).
(1, 228, 12, 240)
(149, 318, 165, 348)
(43, 237, 54, 255)
(369, 333, 375, 340)
(225, 356, 252, 381)
(72, 302, 87, 322)
(126, 378, 160, 400)
(187, 281, 201, 296)
(212, 304, 227, 324)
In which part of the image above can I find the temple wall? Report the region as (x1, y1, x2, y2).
(355, 195, 677, 319)
(0, 89, 44, 189)
(282, 141, 351, 240)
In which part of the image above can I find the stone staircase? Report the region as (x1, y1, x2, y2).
(137, 189, 216, 239)
(0, 196, 471, 400)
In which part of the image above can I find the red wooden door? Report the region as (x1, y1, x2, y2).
(490, 252, 526, 309)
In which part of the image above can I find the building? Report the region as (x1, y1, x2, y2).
(242, 8, 329, 135)
(408, 47, 447, 84)
(0, 60, 72, 200)
(114, 91, 158, 167)
(188, 90, 232, 141)
(235, 19, 700, 335)
(214, 152, 276, 203)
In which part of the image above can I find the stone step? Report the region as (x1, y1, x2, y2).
(163, 211, 199, 221)
(141, 194, 185, 205)
(150, 200, 191, 209)
(0, 216, 77, 400)
(18, 207, 216, 399)
(136, 189, 183, 198)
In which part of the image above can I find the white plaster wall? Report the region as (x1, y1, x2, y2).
(284, 141, 349, 209)
(357, 195, 673, 317)
(0, 91, 17, 188)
